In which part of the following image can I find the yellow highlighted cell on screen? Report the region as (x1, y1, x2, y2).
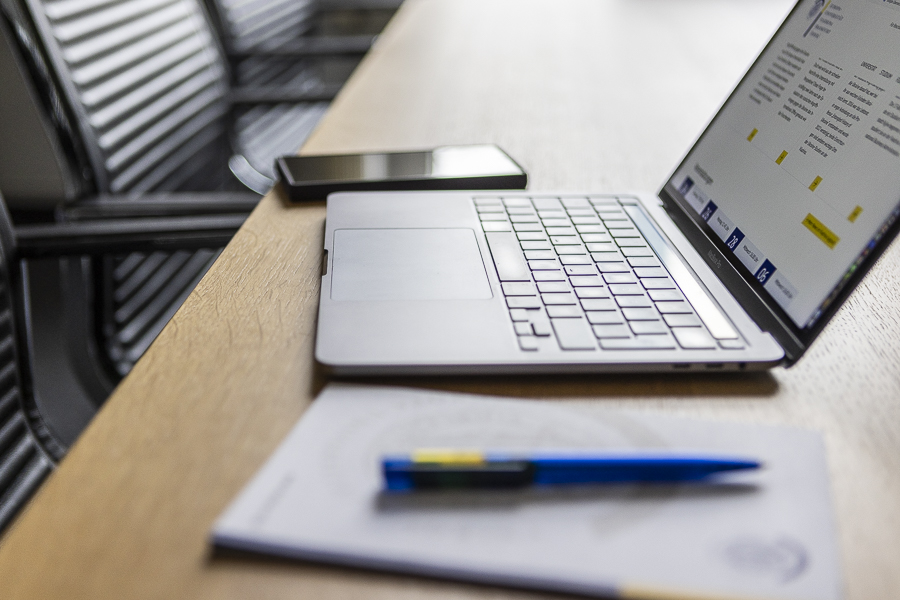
(848, 205, 863, 222)
(802, 213, 840, 249)
(747, 128, 758, 142)
(412, 449, 484, 464)
(809, 176, 823, 191)
(775, 150, 788, 164)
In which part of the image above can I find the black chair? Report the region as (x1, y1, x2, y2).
(0, 187, 245, 534)
(205, 0, 403, 190)
(0, 0, 340, 459)
(0, 193, 54, 534)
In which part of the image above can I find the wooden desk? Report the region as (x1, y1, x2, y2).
(2, 1, 898, 598)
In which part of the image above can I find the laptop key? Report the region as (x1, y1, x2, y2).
(482, 221, 512, 232)
(621, 307, 659, 320)
(603, 273, 637, 284)
(529, 259, 561, 270)
(569, 275, 604, 286)
(546, 226, 577, 236)
(546, 305, 582, 318)
(649, 289, 685, 301)
(501, 282, 536, 296)
(518, 336, 539, 351)
(655, 301, 693, 314)
(533, 271, 566, 281)
(608, 283, 643, 295)
(514, 223, 544, 232)
(574, 287, 609, 299)
(581, 298, 615, 310)
(630, 320, 669, 334)
(642, 278, 676, 290)
(615, 239, 649, 248)
(507, 297, 542, 309)
(663, 313, 702, 327)
(673, 328, 717, 349)
(533, 198, 563, 209)
(551, 236, 581, 245)
(514, 322, 533, 335)
(592, 324, 631, 338)
(531, 314, 553, 337)
(565, 265, 597, 275)
(719, 339, 746, 350)
(524, 250, 556, 260)
(586, 310, 624, 324)
(586, 242, 617, 252)
(556, 245, 587, 255)
(537, 281, 570, 293)
(600, 335, 676, 350)
(628, 257, 661, 267)
(616, 295, 652, 308)
(551, 318, 596, 350)
(517, 232, 547, 240)
(634, 267, 667, 278)
(479, 213, 508, 221)
(521, 240, 552, 250)
(595, 261, 630, 272)
(559, 255, 591, 265)
(503, 198, 532, 207)
(486, 232, 530, 281)
(622, 247, 655, 257)
(509, 309, 530, 322)
(561, 198, 591, 208)
(542, 293, 577, 305)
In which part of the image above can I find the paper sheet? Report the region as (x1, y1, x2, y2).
(213, 384, 842, 600)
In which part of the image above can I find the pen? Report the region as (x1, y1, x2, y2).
(382, 449, 761, 491)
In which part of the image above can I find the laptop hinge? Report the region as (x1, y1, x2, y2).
(656, 186, 805, 364)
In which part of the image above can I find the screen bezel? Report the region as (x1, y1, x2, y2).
(657, 0, 900, 364)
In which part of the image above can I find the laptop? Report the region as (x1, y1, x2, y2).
(316, 0, 900, 375)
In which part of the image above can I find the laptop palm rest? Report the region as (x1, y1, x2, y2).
(331, 228, 493, 301)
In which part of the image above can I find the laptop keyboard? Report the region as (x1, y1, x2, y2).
(475, 195, 745, 352)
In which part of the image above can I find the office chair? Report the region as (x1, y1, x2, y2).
(0, 0, 358, 457)
(204, 0, 399, 190)
(0, 187, 244, 535)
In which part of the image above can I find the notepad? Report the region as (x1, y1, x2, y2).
(213, 384, 842, 600)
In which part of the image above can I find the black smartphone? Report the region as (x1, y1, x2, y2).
(275, 144, 527, 202)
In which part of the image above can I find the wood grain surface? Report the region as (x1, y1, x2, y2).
(1, 1, 898, 599)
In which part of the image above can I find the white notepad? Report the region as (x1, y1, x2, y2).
(213, 384, 842, 600)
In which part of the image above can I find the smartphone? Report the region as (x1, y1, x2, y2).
(275, 144, 527, 202)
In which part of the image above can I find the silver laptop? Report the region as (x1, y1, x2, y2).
(316, 0, 900, 375)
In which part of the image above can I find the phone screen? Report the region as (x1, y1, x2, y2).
(280, 145, 524, 184)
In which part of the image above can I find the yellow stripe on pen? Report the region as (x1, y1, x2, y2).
(411, 449, 485, 464)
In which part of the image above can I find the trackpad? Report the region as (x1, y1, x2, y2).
(331, 228, 493, 301)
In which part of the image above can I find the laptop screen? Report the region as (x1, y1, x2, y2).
(666, 0, 900, 330)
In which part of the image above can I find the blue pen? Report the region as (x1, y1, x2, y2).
(382, 449, 761, 492)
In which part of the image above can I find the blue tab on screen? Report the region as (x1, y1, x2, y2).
(678, 176, 695, 196)
(725, 228, 745, 252)
(699, 201, 717, 222)
(755, 259, 776, 285)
